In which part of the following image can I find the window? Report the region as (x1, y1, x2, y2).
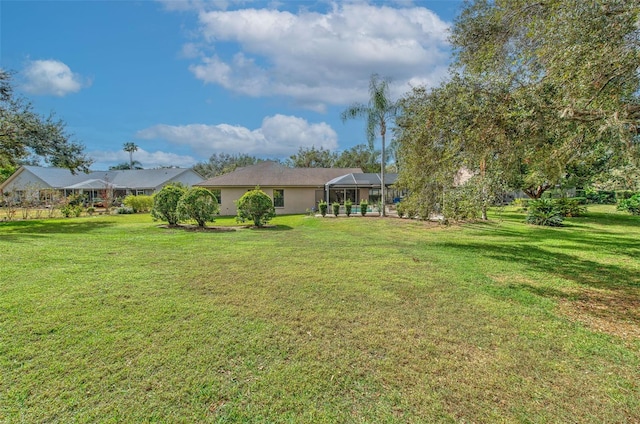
(273, 189, 284, 208)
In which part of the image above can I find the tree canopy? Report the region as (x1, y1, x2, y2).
(0, 70, 92, 174)
(396, 0, 640, 219)
(193, 153, 264, 178)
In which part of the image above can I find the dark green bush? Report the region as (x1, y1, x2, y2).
(236, 188, 275, 227)
(526, 198, 564, 226)
(586, 189, 616, 204)
(345, 199, 352, 217)
(615, 190, 635, 201)
(617, 193, 640, 215)
(332, 202, 340, 217)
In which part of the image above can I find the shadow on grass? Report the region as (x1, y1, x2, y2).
(0, 219, 116, 239)
(248, 225, 293, 231)
(462, 219, 639, 258)
(440, 241, 639, 291)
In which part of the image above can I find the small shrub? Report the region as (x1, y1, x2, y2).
(151, 184, 186, 226)
(318, 201, 328, 217)
(236, 188, 275, 227)
(332, 202, 340, 217)
(554, 198, 587, 217)
(345, 199, 353, 217)
(177, 187, 219, 228)
(116, 206, 135, 214)
(86, 207, 95, 216)
(396, 201, 406, 218)
(617, 193, 640, 215)
(61, 205, 83, 218)
(526, 198, 564, 226)
(123, 194, 154, 213)
(360, 200, 368, 216)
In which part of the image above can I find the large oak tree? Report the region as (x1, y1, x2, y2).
(0, 70, 92, 175)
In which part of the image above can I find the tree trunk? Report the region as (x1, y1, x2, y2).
(380, 131, 386, 217)
(523, 183, 552, 199)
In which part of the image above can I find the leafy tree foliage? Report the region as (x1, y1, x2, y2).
(109, 160, 143, 170)
(177, 187, 219, 228)
(449, 0, 640, 195)
(235, 188, 275, 227)
(193, 153, 264, 178)
(151, 183, 186, 226)
(286, 146, 337, 168)
(334, 144, 380, 173)
(397, 1, 640, 220)
(0, 70, 92, 173)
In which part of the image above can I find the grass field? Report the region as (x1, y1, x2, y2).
(1, 206, 639, 422)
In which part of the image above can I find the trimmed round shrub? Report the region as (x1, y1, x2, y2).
(151, 184, 186, 226)
(177, 187, 219, 228)
(236, 188, 275, 227)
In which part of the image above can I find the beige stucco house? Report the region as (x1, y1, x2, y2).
(196, 161, 362, 215)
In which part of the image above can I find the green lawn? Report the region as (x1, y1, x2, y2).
(1, 207, 639, 423)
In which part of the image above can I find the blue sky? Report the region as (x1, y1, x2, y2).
(1, 0, 462, 170)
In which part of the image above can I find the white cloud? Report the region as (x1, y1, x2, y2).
(90, 148, 197, 169)
(22, 59, 90, 96)
(182, 2, 451, 108)
(135, 114, 338, 158)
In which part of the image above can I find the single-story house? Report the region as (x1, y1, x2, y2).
(0, 165, 204, 204)
(196, 161, 363, 215)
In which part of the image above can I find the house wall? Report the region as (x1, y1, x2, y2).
(216, 186, 321, 216)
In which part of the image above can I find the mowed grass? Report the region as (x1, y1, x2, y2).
(1, 207, 638, 423)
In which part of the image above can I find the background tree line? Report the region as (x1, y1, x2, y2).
(192, 144, 388, 179)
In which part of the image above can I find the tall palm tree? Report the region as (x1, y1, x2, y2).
(341, 74, 397, 216)
(122, 142, 139, 170)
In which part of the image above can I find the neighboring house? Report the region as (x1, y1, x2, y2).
(0, 166, 204, 204)
(196, 161, 362, 215)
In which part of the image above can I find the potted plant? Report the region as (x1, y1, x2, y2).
(345, 199, 353, 217)
(318, 200, 328, 217)
(332, 202, 340, 217)
(360, 200, 368, 216)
